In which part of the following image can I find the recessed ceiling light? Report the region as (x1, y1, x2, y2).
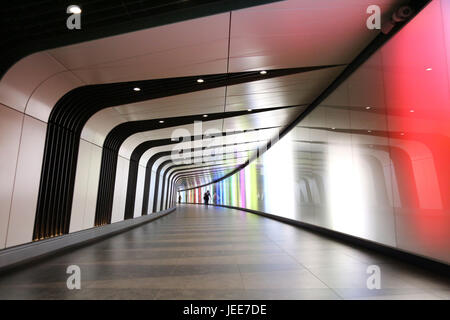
(197, 78, 204, 83)
(159, 120, 165, 123)
(365, 106, 371, 110)
(260, 70, 267, 75)
(426, 67, 432, 71)
(68, 5, 82, 14)
(133, 87, 141, 91)
(202, 114, 208, 118)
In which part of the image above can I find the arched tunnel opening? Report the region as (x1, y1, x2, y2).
(0, 0, 448, 305)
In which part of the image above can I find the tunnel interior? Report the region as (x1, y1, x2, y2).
(0, 0, 449, 300)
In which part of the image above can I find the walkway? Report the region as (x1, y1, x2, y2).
(0, 204, 448, 299)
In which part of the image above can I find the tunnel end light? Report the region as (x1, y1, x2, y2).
(133, 87, 141, 92)
(159, 120, 165, 124)
(260, 70, 267, 75)
(197, 78, 204, 83)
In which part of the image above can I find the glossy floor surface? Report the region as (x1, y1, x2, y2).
(0, 204, 448, 300)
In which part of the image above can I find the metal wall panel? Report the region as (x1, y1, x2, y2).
(0, 104, 23, 248)
(7, 115, 46, 247)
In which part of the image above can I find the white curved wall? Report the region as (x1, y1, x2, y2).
(69, 140, 102, 233)
(0, 104, 23, 248)
(134, 166, 146, 218)
(111, 157, 130, 223)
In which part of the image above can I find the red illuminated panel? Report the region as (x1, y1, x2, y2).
(382, 0, 450, 255)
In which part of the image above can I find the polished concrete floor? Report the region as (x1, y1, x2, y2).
(0, 204, 449, 300)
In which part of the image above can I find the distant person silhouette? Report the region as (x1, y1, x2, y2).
(203, 191, 210, 206)
(178, 194, 181, 204)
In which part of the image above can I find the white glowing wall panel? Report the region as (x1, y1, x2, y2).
(25, 71, 84, 123)
(83, 145, 102, 229)
(160, 168, 170, 210)
(156, 180, 163, 212)
(0, 104, 23, 248)
(7, 115, 47, 247)
(148, 170, 157, 213)
(0, 52, 66, 113)
(110, 156, 129, 223)
(70, 140, 91, 232)
(69, 140, 102, 233)
(133, 165, 146, 218)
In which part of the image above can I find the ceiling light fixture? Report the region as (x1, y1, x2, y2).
(68, 5, 82, 14)
(197, 78, 204, 83)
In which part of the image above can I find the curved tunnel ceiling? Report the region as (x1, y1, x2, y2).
(0, 0, 279, 77)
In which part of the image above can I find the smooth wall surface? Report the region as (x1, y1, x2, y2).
(0, 104, 23, 248)
(181, 0, 450, 264)
(6, 115, 47, 247)
(69, 140, 102, 233)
